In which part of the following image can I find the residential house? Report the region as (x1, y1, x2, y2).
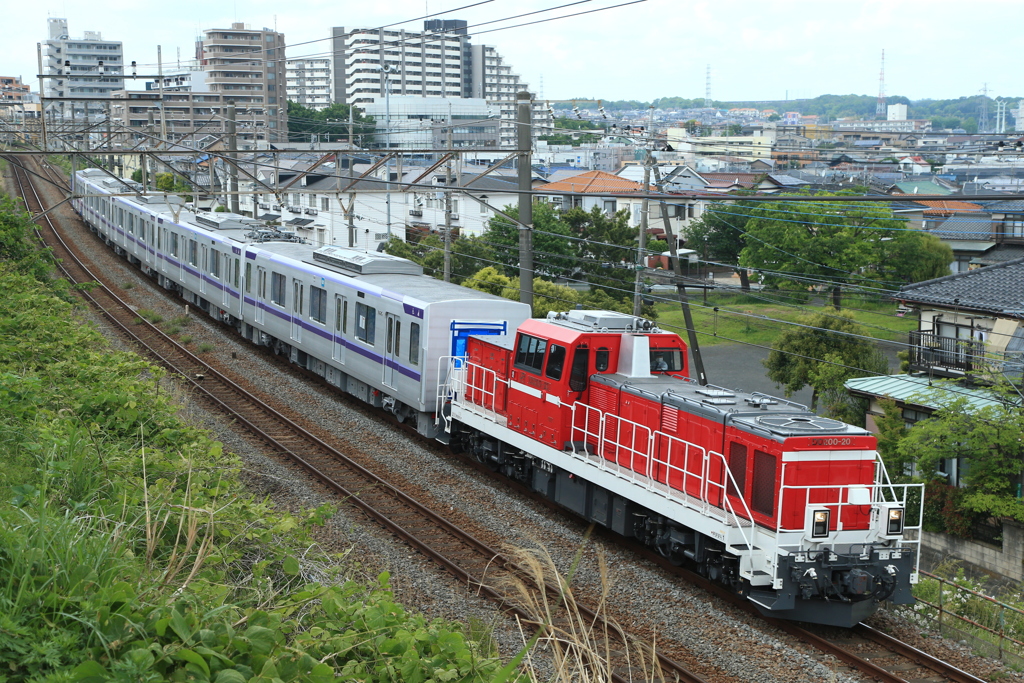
(846, 259, 1024, 482)
(897, 258, 1024, 380)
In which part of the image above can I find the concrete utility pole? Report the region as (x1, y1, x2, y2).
(633, 157, 651, 316)
(653, 166, 707, 386)
(443, 121, 453, 282)
(517, 91, 533, 308)
(105, 103, 113, 170)
(37, 44, 48, 152)
(157, 46, 167, 145)
(226, 100, 239, 213)
(143, 109, 155, 191)
(347, 192, 356, 248)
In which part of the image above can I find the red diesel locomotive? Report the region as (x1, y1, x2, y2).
(438, 309, 921, 627)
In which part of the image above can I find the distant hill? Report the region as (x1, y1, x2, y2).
(555, 94, 1021, 130)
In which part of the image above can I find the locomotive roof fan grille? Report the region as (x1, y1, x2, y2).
(755, 415, 847, 431)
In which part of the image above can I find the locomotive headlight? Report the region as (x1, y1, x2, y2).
(887, 507, 905, 535)
(811, 509, 830, 538)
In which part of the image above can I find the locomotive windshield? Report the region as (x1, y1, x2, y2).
(650, 348, 683, 372)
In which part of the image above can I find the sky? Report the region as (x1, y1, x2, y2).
(9, 0, 1022, 105)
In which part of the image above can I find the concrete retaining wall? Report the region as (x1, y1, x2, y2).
(920, 520, 1024, 581)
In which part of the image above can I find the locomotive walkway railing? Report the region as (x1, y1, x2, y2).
(437, 357, 759, 569)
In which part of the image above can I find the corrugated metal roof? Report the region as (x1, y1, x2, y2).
(845, 374, 1008, 411)
(893, 181, 952, 196)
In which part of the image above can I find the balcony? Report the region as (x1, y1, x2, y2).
(908, 331, 987, 376)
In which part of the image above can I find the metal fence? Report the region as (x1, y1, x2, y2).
(899, 569, 1024, 667)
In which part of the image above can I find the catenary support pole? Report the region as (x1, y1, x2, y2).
(444, 121, 453, 282)
(633, 158, 651, 316)
(517, 91, 533, 309)
(226, 100, 239, 213)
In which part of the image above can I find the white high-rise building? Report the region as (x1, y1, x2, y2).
(286, 57, 332, 110)
(44, 18, 124, 119)
(331, 21, 469, 107)
(887, 103, 908, 121)
(330, 21, 551, 147)
(471, 44, 552, 147)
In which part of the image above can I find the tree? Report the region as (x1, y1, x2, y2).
(561, 206, 635, 302)
(895, 391, 1024, 522)
(686, 200, 756, 291)
(483, 202, 575, 279)
(286, 101, 376, 144)
(726, 123, 743, 136)
(762, 309, 884, 410)
(739, 196, 945, 309)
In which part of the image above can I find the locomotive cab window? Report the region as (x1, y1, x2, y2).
(595, 348, 610, 372)
(545, 344, 566, 380)
(514, 334, 547, 374)
(568, 347, 590, 392)
(650, 348, 682, 372)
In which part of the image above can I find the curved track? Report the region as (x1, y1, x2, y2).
(8, 154, 991, 683)
(8, 154, 709, 683)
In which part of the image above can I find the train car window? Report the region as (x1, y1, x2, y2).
(355, 302, 376, 345)
(595, 348, 610, 372)
(751, 450, 777, 516)
(343, 299, 349, 334)
(209, 250, 220, 278)
(233, 259, 240, 289)
(545, 344, 566, 380)
(188, 240, 198, 266)
(409, 323, 420, 366)
(568, 348, 590, 392)
(650, 348, 683, 372)
(245, 261, 252, 293)
(270, 272, 286, 306)
(386, 317, 394, 353)
(170, 233, 179, 257)
(128, 214, 135, 234)
(293, 282, 304, 314)
(139, 223, 146, 243)
(258, 270, 267, 299)
(727, 442, 747, 499)
(310, 286, 327, 324)
(395, 321, 402, 359)
(514, 334, 546, 374)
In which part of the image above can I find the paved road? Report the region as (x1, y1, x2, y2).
(691, 343, 816, 408)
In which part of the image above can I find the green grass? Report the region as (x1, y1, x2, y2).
(196, 342, 214, 353)
(654, 291, 918, 348)
(179, 334, 193, 345)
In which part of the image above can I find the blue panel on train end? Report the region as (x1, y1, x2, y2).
(450, 320, 508, 365)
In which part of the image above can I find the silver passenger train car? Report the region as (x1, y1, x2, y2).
(73, 169, 531, 435)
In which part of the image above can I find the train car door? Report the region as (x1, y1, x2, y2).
(383, 312, 398, 387)
(230, 257, 239, 313)
(221, 253, 231, 308)
(160, 228, 168, 274)
(199, 245, 207, 295)
(143, 222, 153, 267)
(291, 280, 304, 343)
(254, 267, 266, 325)
(333, 295, 347, 364)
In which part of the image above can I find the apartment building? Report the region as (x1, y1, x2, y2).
(0, 77, 30, 103)
(331, 21, 470, 106)
(43, 18, 124, 119)
(330, 21, 551, 147)
(195, 23, 287, 142)
(286, 57, 332, 110)
(470, 44, 552, 146)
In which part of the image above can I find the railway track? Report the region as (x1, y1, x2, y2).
(8, 153, 994, 683)
(8, 155, 712, 683)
